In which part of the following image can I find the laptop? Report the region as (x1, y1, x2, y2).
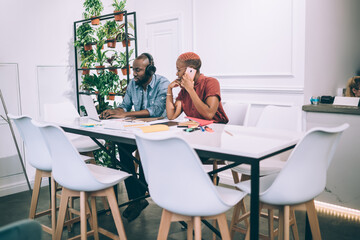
(80, 94, 101, 122)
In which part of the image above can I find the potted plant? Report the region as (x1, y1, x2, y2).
(74, 23, 95, 51)
(112, 0, 126, 21)
(83, 0, 104, 25)
(94, 40, 113, 74)
(95, 24, 106, 50)
(106, 54, 118, 74)
(116, 49, 134, 75)
(79, 48, 95, 75)
(118, 78, 127, 96)
(80, 74, 97, 92)
(104, 20, 119, 48)
(116, 22, 134, 47)
(106, 72, 121, 100)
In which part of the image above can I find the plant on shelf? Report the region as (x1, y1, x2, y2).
(116, 22, 134, 47)
(112, 0, 126, 21)
(95, 24, 106, 49)
(79, 48, 95, 75)
(94, 40, 113, 74)
(74, 23, 95, 51)
(83, 0, 104, 25)
(106, 54, 118, 74)
(116, 49, 134, 75)
(104, 20, 119, 48)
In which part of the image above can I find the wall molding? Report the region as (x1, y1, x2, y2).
(221, 86, 304, 94)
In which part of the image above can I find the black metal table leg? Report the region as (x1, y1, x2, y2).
(250, 161, 260, 240)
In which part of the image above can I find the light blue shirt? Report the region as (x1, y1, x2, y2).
(118, 74, 170, 117)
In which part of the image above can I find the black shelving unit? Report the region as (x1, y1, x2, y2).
(73, 11, 138, 110)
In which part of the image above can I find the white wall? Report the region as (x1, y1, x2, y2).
(304, 0, 360, 101)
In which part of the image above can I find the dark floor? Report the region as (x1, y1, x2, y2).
(0, 183, 359, 240)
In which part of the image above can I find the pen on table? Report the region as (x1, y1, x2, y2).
(204, 126, 214, 132)
(224, 130, 233, 136)
(200, 126, 205, 132)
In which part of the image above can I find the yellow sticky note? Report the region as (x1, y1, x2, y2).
(139, 124, 169, 133)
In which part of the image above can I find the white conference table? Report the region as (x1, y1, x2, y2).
(60, 120, 302, 240)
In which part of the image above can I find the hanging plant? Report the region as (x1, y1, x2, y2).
(104, 20, 119, 48)
(112, 0, 126, 21)
(74, 23, 96, 51)
(115, 49, 134, 75)
(83, 0, 104, 25)
(106, 55, 118, 75)
(116, 22, 134, 47)
(95, 24, 106, 50)
(79, 48, 95, 75)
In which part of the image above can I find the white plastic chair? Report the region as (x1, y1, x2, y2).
(43, 101, 104, 153)
(32, 120, 131, 240)
(7, 114, 56, 238)
(229, 105, 303, 239)
(232, 105, 303, 179)
(223, 102, 250, 126)
(207, 102, 251, 185)
(7, 114, 94, 238)
(135, 133, 246, 240)
(234, 123, 349, 240)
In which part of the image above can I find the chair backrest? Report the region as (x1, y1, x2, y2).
(223, 102, 250, 126)
(7, 114, 52, 171)
(32, 120, 106, 192)
(260, 123, 349, 205)
(0, 219, 42, 240)
(43, 101, 80, 124)
(256, 105, 302, 132)
(135, 133, 232, 216)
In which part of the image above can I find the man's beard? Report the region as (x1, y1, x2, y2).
(135, 76, 149, 86)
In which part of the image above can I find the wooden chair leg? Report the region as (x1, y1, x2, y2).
(194, 216, 202, 240)
(29, 170, 42, 219)
(278, 206, 284, 240)
(55, 188, 70, 240)
(283, 205, 290, 240)
(80, 191, 87, 240)
(217, 213, 231, 240)
(305, 200, 322, 240)
(50, 175, 56, 239)
(106, 187, 127, 240)
(212, 220, 217, 240)
(268, 209, 275, 240)
(212, 161, 218, 185)
(90, 196, 99, 240)
(290, 209, 299, 240)
(231, 170, 240, 184)
(187, 218, 194, 240)
(157, 209, 173, 240)
(230, 200, 244, 238)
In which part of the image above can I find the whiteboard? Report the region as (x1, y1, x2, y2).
(37, 65, 77, 119)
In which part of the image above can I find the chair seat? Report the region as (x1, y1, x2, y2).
(235, 173, 278, 196)
(86, 163, 131, 187)
(67, 133, 105, 152)
(232, 157, 286, 176)
(215, 186, 247, 207)
(80, 154, 94, 163)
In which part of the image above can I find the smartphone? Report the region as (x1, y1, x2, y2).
(185, 67, 196, 80)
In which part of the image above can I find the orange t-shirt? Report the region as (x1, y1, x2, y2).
(176, 74, 229, 123)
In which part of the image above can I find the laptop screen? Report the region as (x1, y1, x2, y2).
(80, 94, 100, 122)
